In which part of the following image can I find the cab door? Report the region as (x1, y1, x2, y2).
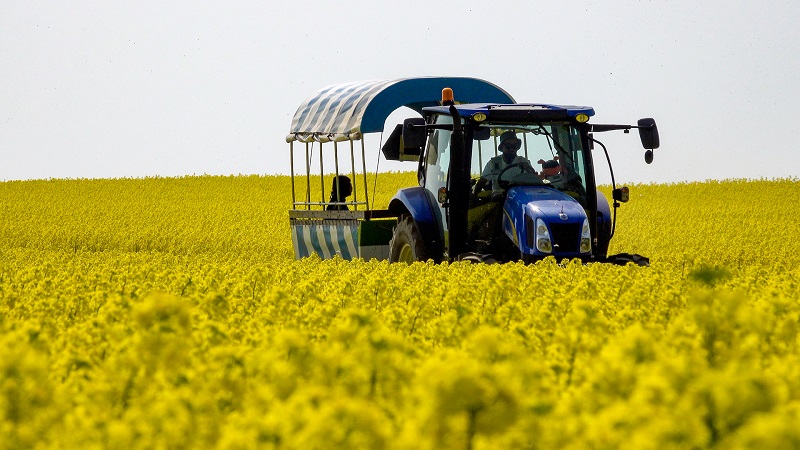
(422, 115, 453, 250)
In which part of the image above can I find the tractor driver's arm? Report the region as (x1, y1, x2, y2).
(518, 157, 537, 174)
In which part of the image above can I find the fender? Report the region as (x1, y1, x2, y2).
(388, 186, 443, 260)
(389, 187, 438, 223)
(596, 189, 611, 227)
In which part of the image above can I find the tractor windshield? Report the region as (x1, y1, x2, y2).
(470, 122, 589, 204)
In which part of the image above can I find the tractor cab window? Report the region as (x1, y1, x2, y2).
(470, 123, 589, 205)
(424, 114, 453, 191)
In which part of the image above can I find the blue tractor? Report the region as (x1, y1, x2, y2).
(287, 77, 658, 265)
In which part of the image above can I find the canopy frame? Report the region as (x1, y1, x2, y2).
(286, 77, 515, 143)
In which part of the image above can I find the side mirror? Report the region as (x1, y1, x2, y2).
(638, 118, 658, 165)
(382, 119, 425, 162)
(638, 118, 659, 149)
(644, 149, 654, 164)
(381, 124, 403, 161)
(402, 118, 426, 149)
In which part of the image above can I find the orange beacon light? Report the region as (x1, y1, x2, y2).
(441, 87, 454, 105)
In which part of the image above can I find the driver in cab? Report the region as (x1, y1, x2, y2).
(468, 130, 538, 251)
(473, 131, 538, 197)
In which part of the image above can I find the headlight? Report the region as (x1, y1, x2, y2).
(535, 218, 552, 253)
(580, 218, 591, 253)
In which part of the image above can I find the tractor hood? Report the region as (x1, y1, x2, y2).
(503, 186, 589, 256)
(509, 186, 587, 220)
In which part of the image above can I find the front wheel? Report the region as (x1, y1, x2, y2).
(389, 215, 429, 263)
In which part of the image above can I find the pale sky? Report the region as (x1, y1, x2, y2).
(2, 0, 799, 184)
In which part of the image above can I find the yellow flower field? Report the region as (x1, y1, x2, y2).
(1, 174, 799, 449)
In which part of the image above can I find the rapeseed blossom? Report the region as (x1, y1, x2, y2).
(1, 174, 799, 449)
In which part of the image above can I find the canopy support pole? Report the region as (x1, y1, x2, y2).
(290, 141, 296, 206)
(305, 142, 312, 210)
(361, 139, 370, 211)
(334, 140, 341, 208)
(319, 142, 325, 207)
(349, 140, 358, 210)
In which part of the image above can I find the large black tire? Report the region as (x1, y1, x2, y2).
(389, 215, 429, 263)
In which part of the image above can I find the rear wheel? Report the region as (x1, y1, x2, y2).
(389, 215, 429, 263)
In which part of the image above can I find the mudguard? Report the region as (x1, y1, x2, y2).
(596, 190, 612, 230)
(388, 187, 443, 260)
(389, 187, 438, 223)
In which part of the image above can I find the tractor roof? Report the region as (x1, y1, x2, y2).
(423, 103, 596, 122)
(287, 77, 514, 142)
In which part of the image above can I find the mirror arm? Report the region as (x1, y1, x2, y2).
(413, 123, 453, 131)
(590, 123, 655, 132)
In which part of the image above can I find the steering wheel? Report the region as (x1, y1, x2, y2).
(496, 162, 539, 190)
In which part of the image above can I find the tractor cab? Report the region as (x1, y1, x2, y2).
(403, 103, 598, 261)
(398, 97, 658, 264)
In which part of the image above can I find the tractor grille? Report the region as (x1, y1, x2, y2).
(550, 223, 581, 253)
